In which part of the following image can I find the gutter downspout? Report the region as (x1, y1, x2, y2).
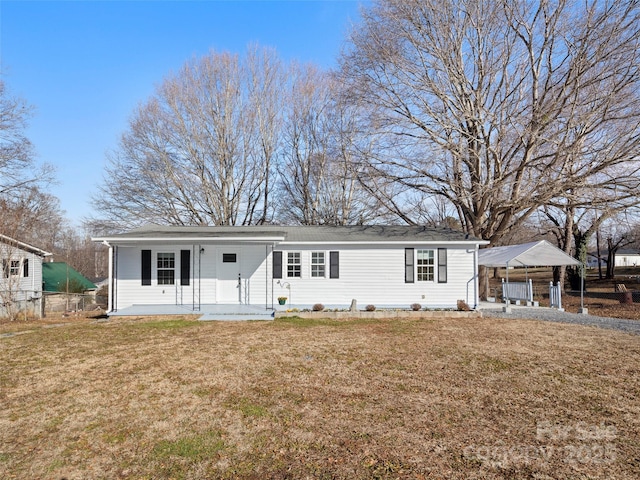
(505, 260, 510, 305)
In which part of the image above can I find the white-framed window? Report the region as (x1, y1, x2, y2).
(157, 252, 175, 285)
(287, 252, 301, 278)
(311, 251, 325, 278)
(3, 259, 27, 278)
(416, 249, 435, 282)
(9, 260, 21, 276)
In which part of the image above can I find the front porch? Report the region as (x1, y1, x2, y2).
(108, 303, 276, 321)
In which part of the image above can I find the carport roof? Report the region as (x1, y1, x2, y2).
(478, 240, 582, 268)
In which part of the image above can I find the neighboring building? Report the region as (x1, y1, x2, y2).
(586, 252, 607, 269)
(42, 262, 97, 293)
(0, 234, 52, 317)
(92, 225, 488, 315)
(615, 249, 640, 268)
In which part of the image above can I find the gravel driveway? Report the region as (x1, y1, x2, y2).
(480, 305, 640, 335)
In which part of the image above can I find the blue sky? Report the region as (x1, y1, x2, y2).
(0, 0, 365, 226)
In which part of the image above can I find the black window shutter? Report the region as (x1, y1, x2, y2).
(141, 250, 151, 286)
(23, 259, 29, 278)
(273, 251, 283, 279)
(180, 249, 190, 286)
(438, 248, 447, 283)
(405, 248, 414, 283)
(2, 259, 8, 278)
(330, 251, 339, 278)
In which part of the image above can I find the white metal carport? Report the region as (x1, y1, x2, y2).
(478, 240, 586, 311)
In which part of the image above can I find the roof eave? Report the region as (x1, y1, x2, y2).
(92, 236, 287, 244)
(0, 234, 52, 257)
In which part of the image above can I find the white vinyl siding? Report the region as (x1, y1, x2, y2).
(114, 244, 272, 309)
(270, 245, 476, 309)
(112, 242, 478, 310)
(0, 243, 45, 304)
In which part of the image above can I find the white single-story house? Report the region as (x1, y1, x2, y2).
(615, 249, 640, 268)
(92, 225, 489, 315)
(0, 234, 52, 317)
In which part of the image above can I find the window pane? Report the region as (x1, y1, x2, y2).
(287, 252, 301, 278)
(157, 253, 175, 284)
(417, 250, 434, 281)
(288, 252, 300, 263)
(311, 251, 325, 277)
(157, 253, 175, 269)
(312, 265, 325, 277)
(10, 260, 20, 276)
(158, 270, 175, 285)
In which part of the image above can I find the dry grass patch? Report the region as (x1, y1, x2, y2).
(0, 315, 639, 479)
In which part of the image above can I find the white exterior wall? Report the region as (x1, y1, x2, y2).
(0, 243, 43, 316)
(274, 243, 477, 308)
(614, 253, 640, 268)
(113, 244, 274, 310)
(0, 243, 45, 301)
(115, 245, 195, 309)
(112, 241, 479, 310)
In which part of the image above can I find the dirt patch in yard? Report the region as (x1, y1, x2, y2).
(550, 293, 640, 320)
(1, 315, 639, 479)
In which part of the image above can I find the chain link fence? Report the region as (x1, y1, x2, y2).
(0, 290, 109, 319)
(0, 290, 44, 320)
(43, 292, 108, 314)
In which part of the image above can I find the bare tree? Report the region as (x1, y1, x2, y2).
(0, 80, 53, 196)
(0, 187, 66, 251)
(0, 80, 35, 194)
(54, 227, 108, 280)
(245, 46, 283, 224)
(339, 0, 640, 296)
(340, 0, 640, 241)
(278, 64, 381, 225)
(604, 223, 637, 278)
(94, 46, 284, 227)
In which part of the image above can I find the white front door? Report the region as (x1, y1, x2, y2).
(216, 249, 242, 303)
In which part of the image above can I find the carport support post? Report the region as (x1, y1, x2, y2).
(502, 260, 512, 313)
(577, 263, 588, 315)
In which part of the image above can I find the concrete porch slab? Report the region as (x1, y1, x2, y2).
(108, 304, 276, 321)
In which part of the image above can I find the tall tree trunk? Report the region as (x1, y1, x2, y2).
(606, 238, 617, 279)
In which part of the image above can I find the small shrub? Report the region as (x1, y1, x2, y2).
(410, 303, 422, 311)
(312, 303, 325, 312)
(457, 300, 471, 311)
(365, 304, 376, 312)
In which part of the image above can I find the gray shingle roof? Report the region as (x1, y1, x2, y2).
(94, 224, 485, 244)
